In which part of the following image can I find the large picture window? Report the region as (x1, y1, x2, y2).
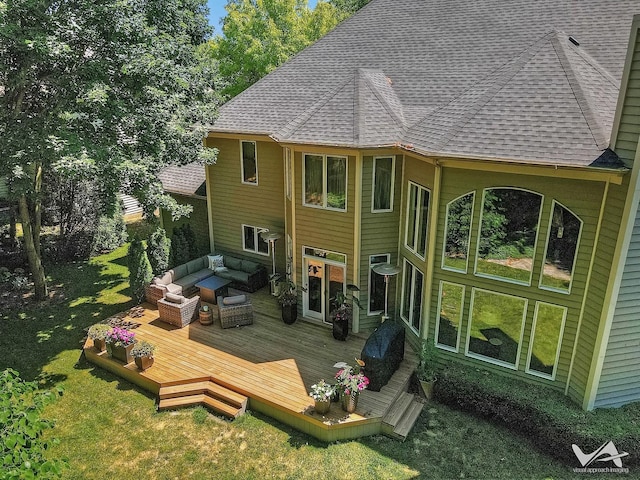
(475, 188, 543, 285)
(401, 259, 424, 334)
(466, 289, 527, 369)
(526, 302, 566, 379)
(372, 156, 395, 212)
(405, 182, 430, 258)
(435, 282, 465, 352)
(540, 202, 582, 293)
(303, 154, 347, 210)
(241, 140, 257, 185)
(242, 225, 269, 256)
(368, 254, 390, 315)
(442, 192, 475, 273)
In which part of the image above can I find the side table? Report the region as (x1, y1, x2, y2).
(199, 309, 214, 325)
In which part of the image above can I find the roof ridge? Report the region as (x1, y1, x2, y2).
(410, 31, 557, 152)
(551, 33, 615, 149)
(358, 69, 405, 127)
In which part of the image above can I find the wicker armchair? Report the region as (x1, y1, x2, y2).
(217, 295, 254, 329)
(158, 295, 200, 328)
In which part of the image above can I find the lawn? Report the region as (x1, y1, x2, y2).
(1, 241, 582, 479)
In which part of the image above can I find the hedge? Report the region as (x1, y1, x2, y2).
(434, 363, 640, 467)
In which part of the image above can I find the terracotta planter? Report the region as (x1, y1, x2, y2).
(341, 391, 359, 413)
(332, 318, 349, 341)
(93, 338, 106, 352)
(108, 343, 135, 364)
(281, 304, 298, 324)
(134, 356, 154, 371)
(314, 398, 331, 415)
(419, 379, 435, 401)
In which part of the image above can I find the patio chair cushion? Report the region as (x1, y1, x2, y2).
(208, 254, 224, 270)
(186, 257, 205, 274)
(216, 269, 249, 285)
(155, 271, 173, 285)
(222, 294, 247, 306)
(165, 292, 185, 304)
(240, 260, 260, 273)
(224, 255, 243, 271)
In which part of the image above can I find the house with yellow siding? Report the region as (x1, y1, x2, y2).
(200, 0, 640, 410)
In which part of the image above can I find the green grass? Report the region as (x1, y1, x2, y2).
(2, 245, 584, 479)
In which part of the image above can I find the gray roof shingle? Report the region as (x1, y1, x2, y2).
(159, 163, 206, 197)
(211, 0, 640, 167)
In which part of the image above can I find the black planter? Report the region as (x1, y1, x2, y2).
(282, 304, 298, 324)
(332, 318, 349, 341)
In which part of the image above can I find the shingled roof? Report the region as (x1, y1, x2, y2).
(211, 0, 640, 167)
(158, 163, 206, 197)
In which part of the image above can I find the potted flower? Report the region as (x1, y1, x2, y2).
(105, 327, 136, 364)
(335, 359, 369, 413)
(330, 285, 361, 341)
(309, 380, 335, 415)
(416, 340, 438, 400)
(277, 278, 303, 325)
(131, 340, 156, 371)
(87, 323, 111, 352)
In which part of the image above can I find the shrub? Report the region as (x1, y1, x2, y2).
(127, 239, 152, 304)
(91, 202, 128, 255)
(0, 368, 66, 478)
(170, 224, 197, 266)
(434, 363, 640, 467)
(147, 227, 171, 275)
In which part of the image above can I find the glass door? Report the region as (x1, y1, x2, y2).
(305, 259, 324, 321)
(326, 264, 346, 325)
(303, 247, 347, 323)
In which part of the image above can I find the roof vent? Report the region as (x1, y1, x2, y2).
(569, 36, 580, 46)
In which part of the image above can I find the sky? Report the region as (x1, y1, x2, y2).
(207, 0, 319, 34)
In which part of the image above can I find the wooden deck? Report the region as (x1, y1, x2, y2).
(84, 288, 419, 442)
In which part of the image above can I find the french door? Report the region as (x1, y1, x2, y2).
(303, 248, 346, 324)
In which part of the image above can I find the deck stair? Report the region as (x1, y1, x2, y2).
(158, 379, 248, 419)
(381, 391, 423, 441)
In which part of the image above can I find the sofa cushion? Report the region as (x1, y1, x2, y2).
(174, 273, 200, 290)
(240, 260, 260, 273)
(208, 254, 224, 270)
(186, 258, 205, 274)
(165, 283, 182, 295)
(224, 255, 242, 271)
(222, 294, 247, 306)
(227, 270, 250, 284)
(193, 269, 214, 282)
(165, 292, 184, 304)
(155, 271, 173, 285)
(171, 264, 188, 281)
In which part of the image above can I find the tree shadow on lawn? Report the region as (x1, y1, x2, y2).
(73, 355, 156, 400)
(0, 254, 135, 383)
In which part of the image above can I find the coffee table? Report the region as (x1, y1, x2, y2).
(195, 276, 233, 304)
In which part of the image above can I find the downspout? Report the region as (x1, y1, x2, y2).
(205, 156, 216, 253)
(565, 179, 609, 398)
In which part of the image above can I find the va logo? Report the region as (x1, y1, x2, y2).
(572, 441, 629, 468)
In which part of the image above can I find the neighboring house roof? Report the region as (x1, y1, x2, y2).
(158, 163, 207, 197)
(211, 0, 640, 168)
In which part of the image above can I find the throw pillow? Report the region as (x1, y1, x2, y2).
(208, 254, 224, 271)
(165, 292, 184, 304)
(222, 295, 247, 306)
(214, 266, 229, 274)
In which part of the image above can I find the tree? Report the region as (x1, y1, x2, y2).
(329, 0, 370, 15)
(147, 227, 171, 276)
(128, 238, 152, 304)
(0, 0, 219, 300)
(215, 0, 342, 97)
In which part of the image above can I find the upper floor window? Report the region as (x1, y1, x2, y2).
(303, 154, 347, 211)
(540, 202, 582, 293)
(241, 140, 258, 185)
(372, 156, 395, 212)
(405, 181, 430, 259)
(475, 188, 543, 285)
(442, 192, 475, 273)
(242, 224, 269, 256)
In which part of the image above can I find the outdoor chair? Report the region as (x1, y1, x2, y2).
(157, 293, 200, 328)
(217, 295, 254, 328)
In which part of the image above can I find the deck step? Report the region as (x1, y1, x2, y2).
(158, 380, 248, 419)
(381, 392, 423, 441)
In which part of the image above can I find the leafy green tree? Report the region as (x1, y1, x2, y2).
(128, 238, 152, 304)
(147, 227, 171, 275)
(0, 368, 66, 479)
(329, 0, 370, 15)
(91, 201, 128, 256)
(215, 0, 342, 97)
(0, 0, 219, 300)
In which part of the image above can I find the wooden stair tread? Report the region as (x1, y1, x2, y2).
(392, 399, 423, 440)
(382, 392, 414, 427)
(159, 380, 248, 408)
(201, 395, 243, 419)
(158, 394, 205, 410)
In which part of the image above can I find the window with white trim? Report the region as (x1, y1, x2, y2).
(242, 225, 269, 256)
(401, 258, 424, 334)
(404, 181, 430, 258)
(372, 156, 395, 212)
(466, 288, 527, 369)
(526, 302, 566, 379)
(442, 192, 474, 273)
(303, 153, 347, 211)
(241, 140, 257, 185)
(368, 254, 390, 315)
(435, 282, 465, 352)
